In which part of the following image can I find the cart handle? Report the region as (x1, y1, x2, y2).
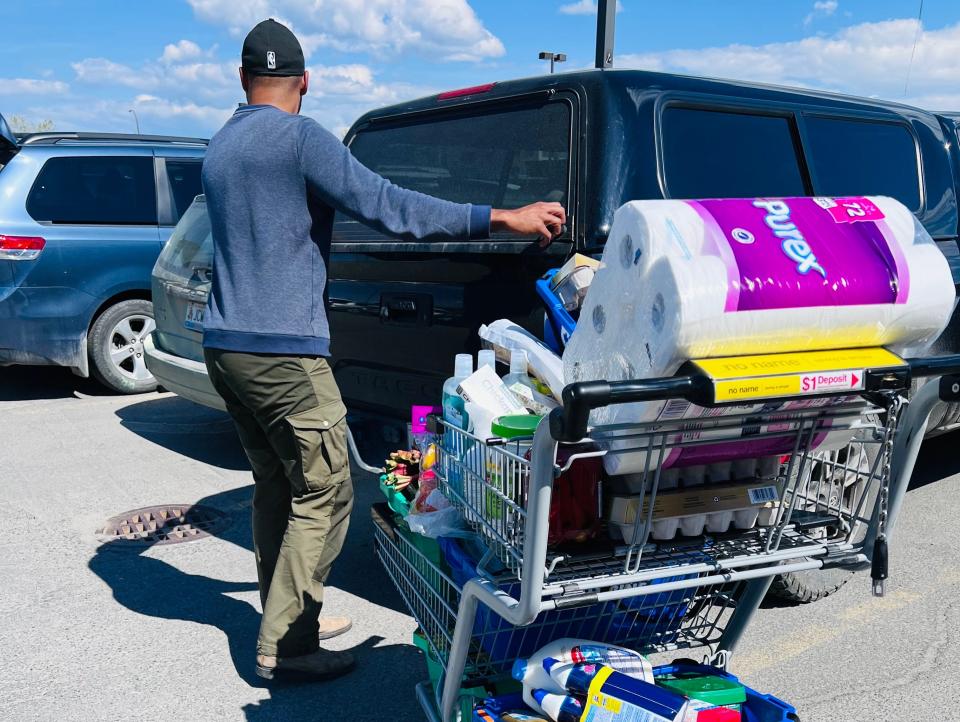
(550, 354, 960, 443)
(550, 375, 707, 442)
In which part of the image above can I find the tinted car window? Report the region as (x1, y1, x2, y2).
(165, 159, 203, 221)
(346, 102, 570, 221)
(27, 156, 157, 225)
(662, 107, 807, 198)
(804, 116, 921, 210)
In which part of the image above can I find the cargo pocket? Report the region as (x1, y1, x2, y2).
(285, 399, 350, 493)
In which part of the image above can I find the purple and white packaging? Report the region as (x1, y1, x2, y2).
(563, 196, 955, 476)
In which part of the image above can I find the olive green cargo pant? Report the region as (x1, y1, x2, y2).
(204, 349, 353, 657)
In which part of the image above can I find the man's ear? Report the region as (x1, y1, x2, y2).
(239, 67, 249, 92)
(301, 70, 309, 97)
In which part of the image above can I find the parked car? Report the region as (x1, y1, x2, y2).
(146, 68, 960, 601)
(0, 117, 205, 393)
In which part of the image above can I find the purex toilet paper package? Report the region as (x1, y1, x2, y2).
(562, 196, 956, 475)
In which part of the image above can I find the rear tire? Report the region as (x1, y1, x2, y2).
(767, 435, 878, 604)
(88, 299, 158, 394)
(768, 567, 854, 604)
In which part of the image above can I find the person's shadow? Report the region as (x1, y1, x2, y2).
(91, 408, 427, 720)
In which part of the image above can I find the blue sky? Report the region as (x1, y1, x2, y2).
(1, 1, 958, 138)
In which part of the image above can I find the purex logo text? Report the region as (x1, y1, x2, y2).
(752, 199, 826, 278)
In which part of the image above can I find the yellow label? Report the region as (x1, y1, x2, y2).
(583, 666, 619, 716)
(694, 348, 904, 403)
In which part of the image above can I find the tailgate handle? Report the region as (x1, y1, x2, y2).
(379, 293, 433, 326)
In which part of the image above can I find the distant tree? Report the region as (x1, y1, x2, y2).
(8, 115, 54, 133)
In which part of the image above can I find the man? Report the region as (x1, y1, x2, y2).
(201, 19, 566, 682)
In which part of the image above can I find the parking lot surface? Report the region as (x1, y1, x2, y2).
(1, 366, 958, 721)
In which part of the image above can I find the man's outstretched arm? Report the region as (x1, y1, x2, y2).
(298, 119, 566, 245)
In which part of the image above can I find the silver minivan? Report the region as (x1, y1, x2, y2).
(145, 195, 224, 409)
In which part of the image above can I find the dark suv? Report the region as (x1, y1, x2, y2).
(149, 69, 960, 416)
(0, 118, 205, 393)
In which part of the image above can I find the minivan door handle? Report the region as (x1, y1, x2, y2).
(379, 292, 433, 326)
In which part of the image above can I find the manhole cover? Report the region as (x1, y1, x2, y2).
(97, 504, 231, 547)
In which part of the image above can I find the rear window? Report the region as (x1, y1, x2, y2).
(344, 101, 570, 235)
(803, 116, 921, 211)
(661, 107, 807, 199)
(155, 199, 211, 280)
(27, 156, 157, 225)
(165, 159, 203, 222)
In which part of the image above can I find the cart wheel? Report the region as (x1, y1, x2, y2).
(768, 436, 878, 605)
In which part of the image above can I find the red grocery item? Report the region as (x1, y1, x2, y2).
(526, 446, 602, 545)
(413, 469, 439, 512)
(695, 706, 741, 721)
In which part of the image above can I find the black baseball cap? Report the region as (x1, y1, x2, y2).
(241, 19, 305, 77)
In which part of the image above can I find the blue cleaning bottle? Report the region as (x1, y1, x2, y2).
(542, 658, 689, 722)
(532, 689, 584, 722)
(543, 657, 600, 694)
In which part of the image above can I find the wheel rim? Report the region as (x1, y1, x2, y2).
(799, 444, 871, 541)
(108, 314, 156, 382)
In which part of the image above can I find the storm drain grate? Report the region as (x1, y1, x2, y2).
(97, 504, 231, 547)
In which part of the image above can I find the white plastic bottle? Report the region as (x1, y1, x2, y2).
(478, 348, 497, 372)
(511, 638, 653, 714)
(503, 349, 559, 415)
(442, 354, 473, 430)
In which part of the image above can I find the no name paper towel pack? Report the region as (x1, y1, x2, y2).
(563, 196, 955, 474)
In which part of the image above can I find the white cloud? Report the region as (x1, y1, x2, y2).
(133, 94, 234, 126)
(559, 0, 622, 15)
(805, 0, 839, 26)
(618, 19, 960, 107)
(71, 58, 143, 87)
(161, 39, 205, 63)
(0, 78, 69, 95)
(186, 0, 505, 62)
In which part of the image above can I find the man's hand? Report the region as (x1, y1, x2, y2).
(491, 202, 567, 247)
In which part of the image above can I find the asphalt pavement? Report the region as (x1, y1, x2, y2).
(1, 365, 958, 721)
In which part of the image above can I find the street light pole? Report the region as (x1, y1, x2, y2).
(595, 0, 616, 68)
(538, 51, 567, 74)
(128, 109, 141, 135)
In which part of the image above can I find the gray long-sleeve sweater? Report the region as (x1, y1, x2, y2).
(200, 104, 490, 356)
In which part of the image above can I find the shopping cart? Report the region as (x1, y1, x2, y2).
(370, 349, 960, 722)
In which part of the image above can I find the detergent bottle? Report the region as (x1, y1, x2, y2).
(442, 353, 473, 430)
(512, 638, 653, 714)
(531, 690, 583, 722)
(542, 658, 688, 722)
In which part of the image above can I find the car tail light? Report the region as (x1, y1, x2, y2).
(0, 234, 45, 261)
(437, 83, 496, 101)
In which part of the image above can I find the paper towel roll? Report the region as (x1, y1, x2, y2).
(564, 195, 953, 474)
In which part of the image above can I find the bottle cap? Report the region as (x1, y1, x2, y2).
(510, 349, 528, 375)
(492, 414, 542, 439)
(454, 353, 473, 378)
(541, 656, 561, 672)
(478, 349, 496, 370)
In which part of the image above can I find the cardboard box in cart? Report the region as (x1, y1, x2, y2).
(609, 480, 783, 541)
